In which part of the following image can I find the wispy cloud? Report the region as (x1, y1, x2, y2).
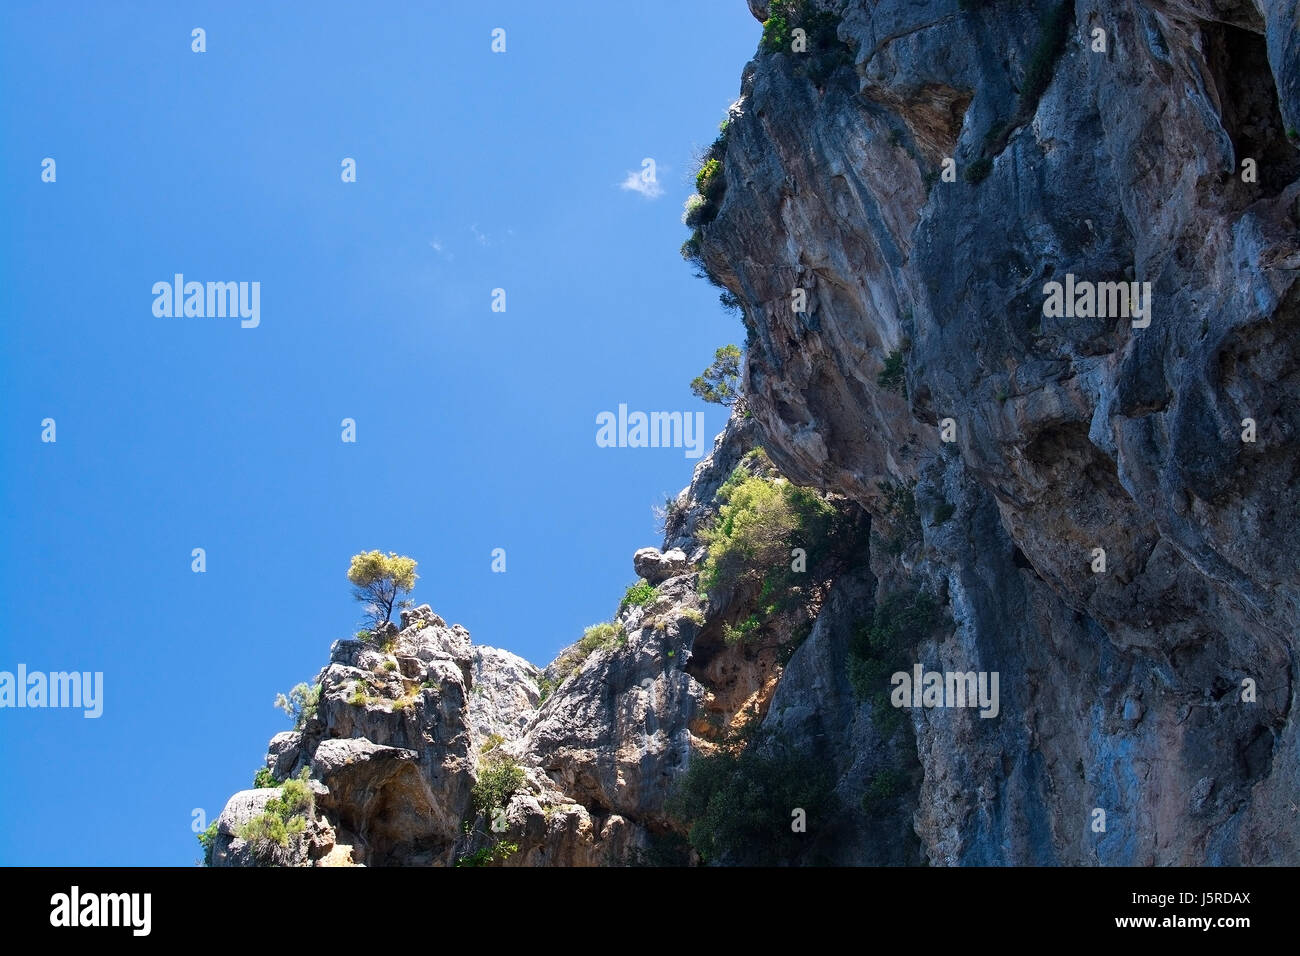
(620, 170, 664, 199)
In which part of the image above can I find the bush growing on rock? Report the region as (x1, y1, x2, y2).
(273, 681, 321, 730)
(848, 590, 944, 733)
(668, 735, 838, 865)
(236, 768, 315, 865)
(578, 621, 625, 655)
(197, 821, 219, 866)
(471, 755, 525, 818)
(618, 579, 658, 614)
(252, 767, 277, 789)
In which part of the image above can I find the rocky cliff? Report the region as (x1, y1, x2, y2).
(213, 0, 1300, 866)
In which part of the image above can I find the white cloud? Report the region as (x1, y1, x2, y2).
(620, 170, 664, 199)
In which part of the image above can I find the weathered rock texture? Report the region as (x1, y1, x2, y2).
(690, 0, 1300, 864)
(215, 0, 1300, 866)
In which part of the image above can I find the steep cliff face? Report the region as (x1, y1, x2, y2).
(693, 0, 1300, 863)
(213, 0, 1300, 866)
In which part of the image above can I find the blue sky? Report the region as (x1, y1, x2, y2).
(0, 1, 760, 865)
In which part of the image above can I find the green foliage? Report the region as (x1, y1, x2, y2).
(861, 767, 908, 810)
(197, 821, 219, 866)
(347, 550, 419, 628)
(848, 590, 943, 733)
(877, 480, 921, 555)
(700, 456, 865, 649)
(236, 769, 315, 863)
(273, 681, 321, 730)
(348, 685, 369, 707)
(580, 620, 625, 652)
(759, 10, 791, 53)
(681, 193, 710, 229)
(722, 613, 762, 646)
(455, 841, 519, 867)
(695, 158, 724, 200)
(964, 157, 993, 183)
(253, 767, 278, 789)
(760, 1, 853, 84)
(701, 470, 835, 596)
(877, 349, 906, 395)
(381, 660, 397, 672)
(680, 606, 706, 626)
(480, 732, 506, 754)
(690, 344, 743, 407)
(536, 673, 557, 702)
(680, 230, 703, 263)
(471, 756, 526, 818)
(619, 579, 658, 614)
(1023, 2, 1073, 106)
(667, 737, 839, 865)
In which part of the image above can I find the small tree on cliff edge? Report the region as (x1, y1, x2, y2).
(348, 550, 418, 628)
(691, 344, 743, 408)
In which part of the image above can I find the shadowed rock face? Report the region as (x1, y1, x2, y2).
(691, 0, 1299, 863)
(215, 0, 1300, 867)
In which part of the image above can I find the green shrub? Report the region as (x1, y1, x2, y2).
(348, 685, 368, 707)
(273, 682, 322, 730)
(536, 674, 557, 702)
(197, 820, 219, 866)
(877, 480, 921, 555)
(578, 621, 625, 654)
(236, 769, 315, 863)
(455, 840, 519, 867)
(619, 579, 659, 614)
(253, 767, 277, 789)
(848, 590, 943, 732)
(1022, 2, 1073, 106)
(722, 614, 762, 646)
(472, 756, 526, 818)
(381, 660, 397, 672)
(861, 767, 908, 810)
(696, 158, 724, 201)
(682, 194, 710, 228)
(760, 11, 792, 53)
(480, 732, 506, 754)
(877, 349, 906, 395)
(700, 471, 835, 597)
(667, 737, 839, 864)
(680, 231, 703, 263)
(964, 157, 993, 183)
